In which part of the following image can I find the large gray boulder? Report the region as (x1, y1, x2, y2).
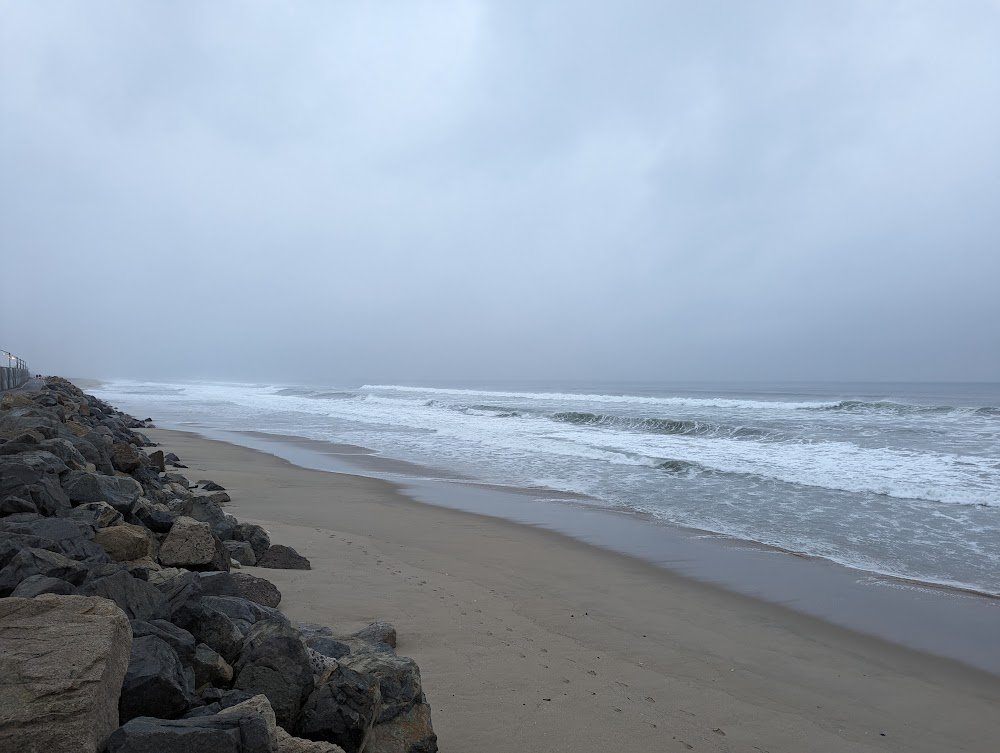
(353, 622, 397, 650)
(0, 547, 90, 596)
(192, 642, 234, 689)
(119, 635, 194, 723)
(159, 516, 230, 572)
(258, 544, 311, 570)
(0, 517, 109, 562)
(0, 595, 132, 753)
(233, 622, 315, 732)
(297, 666, 382, 753)
(105, 709, 273, 753)
(76, 570, 170, 622)
(62, 471, 143, 513)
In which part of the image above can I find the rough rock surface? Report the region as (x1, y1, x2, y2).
(0, 595, 132, 753)
(231, 572, 282, 608)
(297, 666, 382, 753)
(62, 471, 142, 513)
(354, 622, 397, 650)
(159, 516, 230, 572)
(234, 626, 315, 732)
(192, 642, 234, 689)
(225, 540, 257, 566)
(367, 703, 438, 753)
(119, 634, 194, 723)
(341, 652, 423, 723)
(76, 570, 170, 622)
(0, 547, 90, 596)
(95, 523, 157, 562)
(232, 522, 271, 559)
(258, 544, 311, 570)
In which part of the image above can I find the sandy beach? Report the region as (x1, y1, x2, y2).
(145, 427, 1000, 753)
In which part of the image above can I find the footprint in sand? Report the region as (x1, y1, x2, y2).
(645, 696, 655, 703)
(587, 670, 597, 676)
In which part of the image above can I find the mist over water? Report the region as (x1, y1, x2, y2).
(93, 379, 1000, 596)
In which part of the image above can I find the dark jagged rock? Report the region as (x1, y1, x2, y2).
(199, 480, 226, 492)
(105, 707, 273, 753)
(119, 634, 195, 723)
(131, 618, 198, 662)
(66, 500, 124, 528)
(0, 547, 90, 596)
(0, 495, 38, 516)
(225, 540, 257, 566)
(0, 533, 58, 569)
(232, 523, 271, 560)
(258, 544, 311, 570)
(0, 516, 109, 563)
(76, 570, 170, 621)
(111, 442, 145, 473)
(200, 595, 286, 633)
(148, 449, 166, 472)
(155, 570, 204, 616)
(192, 642, 234, 689)
(62, 470, 143, 513)
(0, 456, 72, 516)
(11, 573, 75, 597)
(134, 506, 177, 533)
(233, 625, 315, 733)
(231, 572, 282, 608)
(175, 497, 235, 541)
(298, 666, 382, 753)
(305, 635, 352, 661)
(174, 601, 245, 664)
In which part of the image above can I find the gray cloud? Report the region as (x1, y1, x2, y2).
(2, 0, 999, 382)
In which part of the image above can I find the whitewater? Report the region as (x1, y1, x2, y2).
(91, 380, 1000, 595)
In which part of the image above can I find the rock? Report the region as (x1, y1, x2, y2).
(192, 642, 234, 689)
(0, 516, 109, 562)
(305, 636, 352, 661)
(0, 595, 132, 753)
(225, 540, 257, 566)
(0, 532, 58, 569)
(131, 619, 197, 662)
(11, 573, 75, 597)
(105, 709, 273, 753)
(134, 506, 176, 533)
(95, 523, 157, 561)
(173, 601, 244, 664)
(69, 501, 124, 528)
(165, 452, 182, 464)
(200, 595, 285, 633)
(159, 516, 230, 572)
(38, 437, 89, 470)
(277, 726, 348, 753)
(232, 522, 271, 559)
(0, 547, 90, 596)
(62, 471, 143, 513)
(232, 572, 282, 608)
(111, 442, 144, 473)
(233, 623, 315, 732)
(297, 666, 381, 753)
(353, 622, 397, 650)
(0, 457, 72, 516)
(76, 570, 170, 621)
(148, 450, 166, 472)
(155, 570, 204, 616)
(258, 544, 311, 570)
(119, 635, 194, 723)
(179, 497, 235, 540)
(367, 703, 438, 753)
(199, 480, 226, 492)
(341, 652, 422, 723)
(0, 494, 37, 515)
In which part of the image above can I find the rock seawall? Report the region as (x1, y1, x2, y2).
(0, 377, 438, 753)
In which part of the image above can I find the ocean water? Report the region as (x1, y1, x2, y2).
(92, 380, 1000, 596)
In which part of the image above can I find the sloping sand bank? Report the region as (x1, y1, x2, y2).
(149, 428, 1000, 753)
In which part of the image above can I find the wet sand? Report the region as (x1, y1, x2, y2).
(145, 427, 1000, 753)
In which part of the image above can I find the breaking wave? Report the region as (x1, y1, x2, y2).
(550, 411, 774, 439)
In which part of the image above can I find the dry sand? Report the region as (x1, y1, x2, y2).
(149, 428, 1000, 753)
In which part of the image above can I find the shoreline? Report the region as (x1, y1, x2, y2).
(155, 422, 1000, 677)
(146, 426, 1000, 753)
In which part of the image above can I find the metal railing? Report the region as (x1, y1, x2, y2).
(0, 349, 31, 391)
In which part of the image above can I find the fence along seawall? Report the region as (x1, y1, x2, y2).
(0, 350, 31, 391)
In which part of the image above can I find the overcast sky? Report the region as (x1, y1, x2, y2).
(2, 1, 998, 384)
